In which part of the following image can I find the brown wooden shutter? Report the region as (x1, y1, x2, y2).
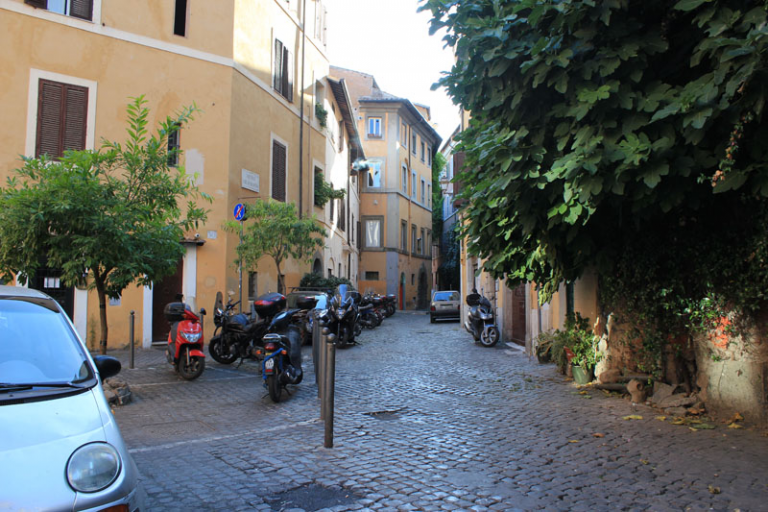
(37, 80, 63, 158)
(62, 85, 88, 153)
(25, 0, 47, 9)
(70, 0, 93, 20)
(339, 202, 346, 231)
(272, 141, 286, 201)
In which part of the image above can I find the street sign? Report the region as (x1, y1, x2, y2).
(233, 203, 246, 221)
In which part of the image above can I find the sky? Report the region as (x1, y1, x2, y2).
(323, 0, 460, 144)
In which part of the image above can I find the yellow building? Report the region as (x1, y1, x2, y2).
(0, 0, 353, 349)
(330, 67, 442, 310)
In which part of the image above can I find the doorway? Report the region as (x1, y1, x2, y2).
(152, 261, 184, 342)
(511, 284, 527, 345)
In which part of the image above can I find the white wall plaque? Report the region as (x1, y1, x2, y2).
(242, 169, 260, 193)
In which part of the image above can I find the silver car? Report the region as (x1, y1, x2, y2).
(430, 290, 461, 323)
(0, 285, 143, 511)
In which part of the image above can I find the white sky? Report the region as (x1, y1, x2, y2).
(323, 0, 460, 144)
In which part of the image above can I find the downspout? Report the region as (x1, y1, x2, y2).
(298, 0, 308, 217)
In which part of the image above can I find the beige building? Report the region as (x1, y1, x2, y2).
(330, 67, 441, 310)
(0, 0, 361, 349)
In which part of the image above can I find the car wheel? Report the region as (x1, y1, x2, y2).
(430, 315, 435, 324)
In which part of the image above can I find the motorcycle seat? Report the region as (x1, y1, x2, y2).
(359, 304, 373, 311)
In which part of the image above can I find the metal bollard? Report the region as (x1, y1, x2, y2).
(129, 311, 135, 369)
(323, 335, 336, 449)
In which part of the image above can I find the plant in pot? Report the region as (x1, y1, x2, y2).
(567, 313, 600, 385)
(551, 329, 576, 375)
(535, 331, 556, 364)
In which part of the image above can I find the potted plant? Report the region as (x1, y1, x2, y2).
(567, 313, 600, 385)
(535, 331, 555, 363)
(315, 102, 328, 129)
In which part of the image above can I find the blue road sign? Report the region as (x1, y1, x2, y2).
(234, 203, 246, 221)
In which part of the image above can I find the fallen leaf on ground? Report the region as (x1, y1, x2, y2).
(708, 485, 721, 495)
(623, 415, 643, 420)
(655, 416, 667, 421)
(579, 391, 589, 395)
(592, 433, 605, 438)
(568, 440, 579, 443)
(727, 412, 744, 424)
(672, 417, 687, 425)
(728, 423, 743, 429)
(640, 459, 650, 465)
(690, 423, 716, 430)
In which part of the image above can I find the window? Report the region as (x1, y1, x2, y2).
(427, 230, 432, 252)
(401, 122, 408, 147)
(271, 140, 287, 201)
(338, 263, 342, 276)
(367, 117, 382, 138)
(357, 220, 361, 250)
(174, 0, 187, 36)
(167, 122, 180, 167)
(427, 146, 432, 166)
(248, 272, 258, 301)
(273, 39, 294, 102)
(35, 79, 88, 159)
(365, 219, 382, 248)
(411, 171, 417, 198)
(338, 119, 344, 152)
(365, 271, 380, 280)
(351, 214, 355, 243)
(313, 167, 323, 206)
(401, 220, 407, 251)
(427, 184, 432, 208)
(411, 224, 416, 254)
(330, 192, 335, 221)
(367, 160, 382, 188)
(339, 201, 346, 232)
(411, 274, 415, 285)
(25, 0, 93, 21)
(421, 178, 426, 203)
(419, 228, 425, 254)
(402, 165, 408, 194)
(412, 133, 417, 154)
(420, 142, 425, 162)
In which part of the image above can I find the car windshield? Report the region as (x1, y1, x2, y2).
(0, 298, 92, 386)
(434, 292, 459, 302)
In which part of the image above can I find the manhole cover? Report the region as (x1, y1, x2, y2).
(266, 484, 359, 510)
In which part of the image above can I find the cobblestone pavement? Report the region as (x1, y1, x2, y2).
(108, 311, 768, 511)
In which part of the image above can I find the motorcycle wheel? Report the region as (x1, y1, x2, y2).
(177, 348, 205, 380)
(208, 335, 238, 364)
(267, 374, 282, 402)
(480, 326, 500, 347)
(386, 304, 395, 317)
(353, 322, 362, 337)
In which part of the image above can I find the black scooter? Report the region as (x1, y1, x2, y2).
(464, 289, 500, 347)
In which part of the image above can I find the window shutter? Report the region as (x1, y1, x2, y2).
(273, 40, 284, 93)
(62, 85, 88, 153)
(36, 80, 63, 158)
(70, 0, 93, 20)
(285, 49, 294, 103)
(25, 0, 47, 9)
(272, 141, 286, 201)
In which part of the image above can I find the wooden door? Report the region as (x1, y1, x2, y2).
(152, 261, 184, 342)
(511, 284, 526, 345)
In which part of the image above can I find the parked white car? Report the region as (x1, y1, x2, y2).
(0, 285, 143, 511)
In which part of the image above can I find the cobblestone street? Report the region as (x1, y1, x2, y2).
(110, 312, 768, 511)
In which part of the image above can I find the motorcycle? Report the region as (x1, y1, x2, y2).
(164, 301, 207, 380)
(317, 284, 359, 348)
(464, 289, 500, 347)
(358, 294, 380, 330)
(383, 294, 397, 317)
(260, 317, 303, 403)
(208, 291, 285, 365)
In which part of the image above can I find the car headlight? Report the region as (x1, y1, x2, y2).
(67, 442, 122, 493)
(181, 331, 202, 343)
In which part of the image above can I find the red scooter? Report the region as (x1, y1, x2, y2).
(164, 301, 206, 380)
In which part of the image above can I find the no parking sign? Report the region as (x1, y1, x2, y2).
(233, 203, 246, 221)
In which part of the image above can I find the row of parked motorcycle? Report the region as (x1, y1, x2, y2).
(163, 284, 396, 403)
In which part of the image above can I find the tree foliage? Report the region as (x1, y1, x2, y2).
(225, 200, 326, 294)
(432, 151, 447, 236)
(0, 96, 209, 353)
(421, 0, 768, 302)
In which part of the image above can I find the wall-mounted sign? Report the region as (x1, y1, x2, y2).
(207, 231, 217, 240)
(242, 169, 259, 193)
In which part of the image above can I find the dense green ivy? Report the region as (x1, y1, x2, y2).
(420, 0, 768, 302)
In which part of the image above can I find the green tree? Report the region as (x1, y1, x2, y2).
(421, 0, 768, 301)
(0, 96, 209, 353)
(432, 151, 447, 236)
(225, 200, 326, 294)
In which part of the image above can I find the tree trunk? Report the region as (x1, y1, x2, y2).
(275, 258, 284, 295)
(93, 272, 109, 355)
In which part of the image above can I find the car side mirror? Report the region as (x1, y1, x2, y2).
(93, 355, 121, 380)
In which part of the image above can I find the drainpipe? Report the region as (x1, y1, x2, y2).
(298, 0, 307, 217)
